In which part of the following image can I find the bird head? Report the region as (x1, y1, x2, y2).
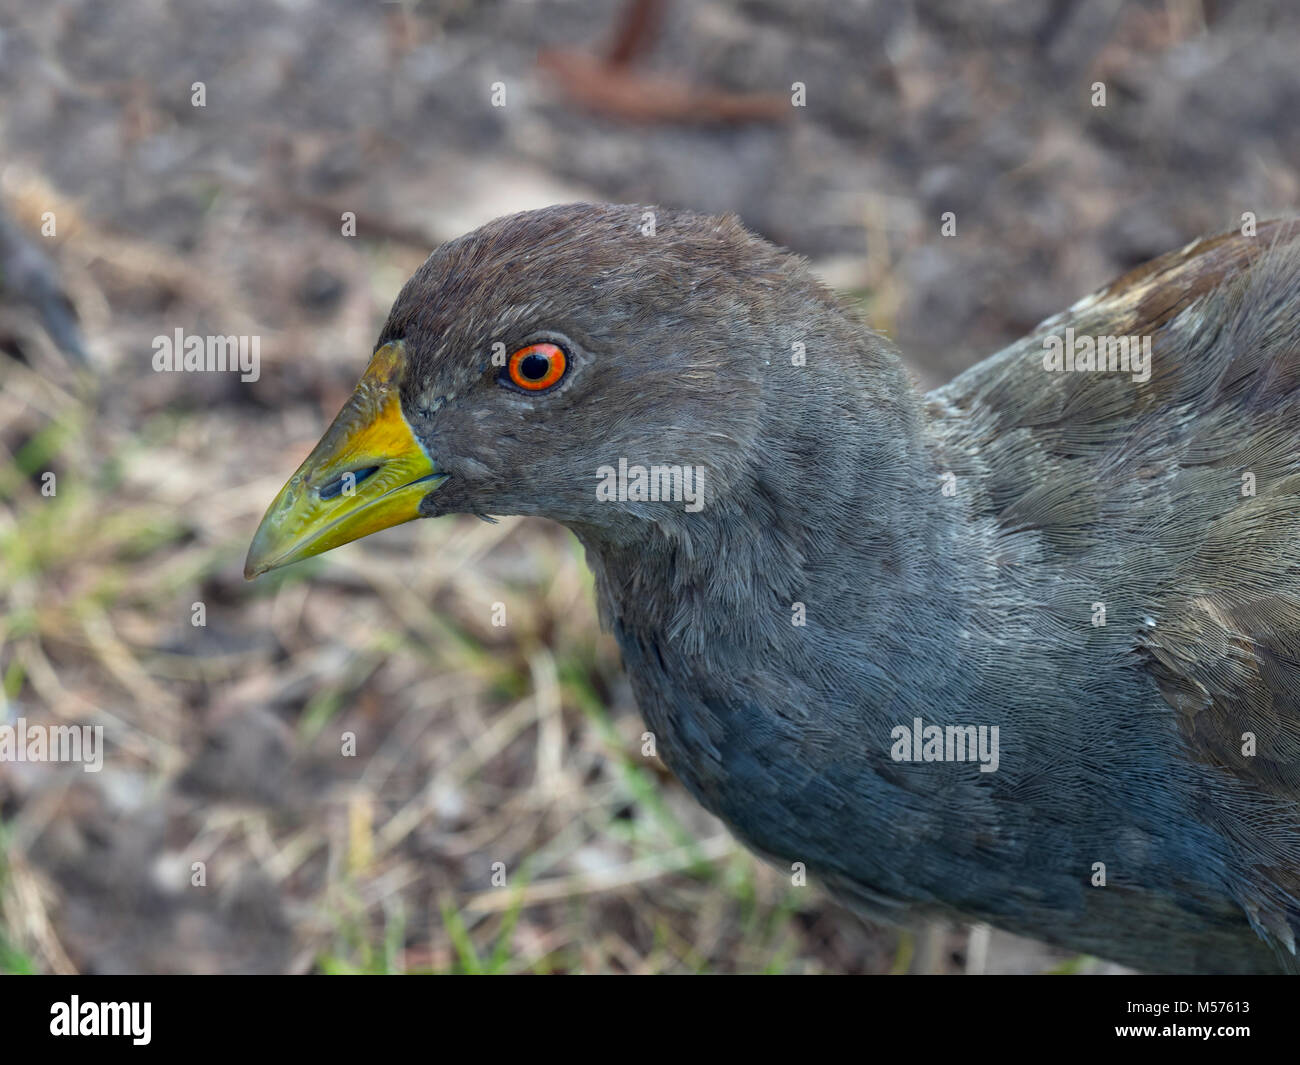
(244, 203, 879, 579)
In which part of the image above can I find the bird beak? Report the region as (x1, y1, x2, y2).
(243, 340, 446, 579)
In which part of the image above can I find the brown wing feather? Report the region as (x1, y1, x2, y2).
(935, 220, 1300, 954)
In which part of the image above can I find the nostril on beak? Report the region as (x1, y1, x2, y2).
(317, 466, 380, 500)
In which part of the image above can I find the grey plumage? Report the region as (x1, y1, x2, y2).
(271, 204, 1300, 972)
(0, 204, 88, 365)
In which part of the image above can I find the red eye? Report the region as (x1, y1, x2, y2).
(506, 342, 567, 391)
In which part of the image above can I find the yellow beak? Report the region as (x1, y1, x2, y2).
(244, 340, 445, 579)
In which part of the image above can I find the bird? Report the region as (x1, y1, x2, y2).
(245, 203, 1300, 974)
(0, 202, 89, 366)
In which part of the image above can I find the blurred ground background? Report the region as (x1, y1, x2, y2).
(1, 0, 1298, 974)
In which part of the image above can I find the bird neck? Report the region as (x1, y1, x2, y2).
(570, 350, 979, 722)
(566, 338, 1029, 917)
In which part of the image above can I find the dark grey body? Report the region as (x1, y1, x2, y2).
(381, 205, 1300, 973)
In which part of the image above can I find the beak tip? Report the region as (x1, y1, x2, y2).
(244, 525, 270, 579)
(243, 529, 277, 579)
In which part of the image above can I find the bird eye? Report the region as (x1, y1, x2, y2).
(505, 342, 567, 391)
